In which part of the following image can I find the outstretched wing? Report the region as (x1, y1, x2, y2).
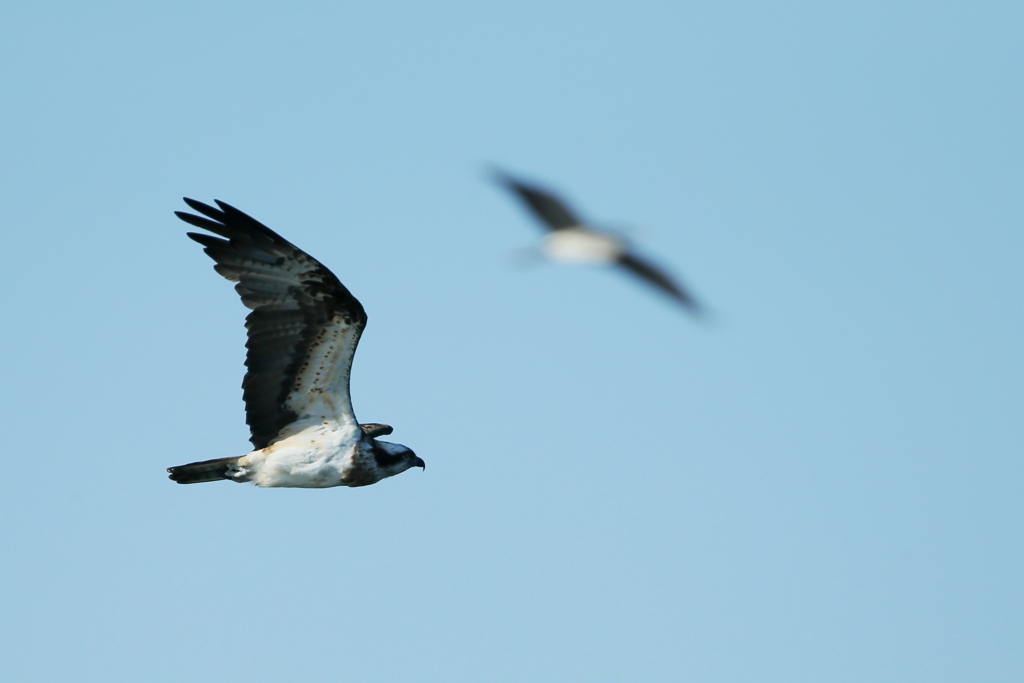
(492, 170, 582, 231)
(616, 252, 703, 314)
(177, 198, 366, 449)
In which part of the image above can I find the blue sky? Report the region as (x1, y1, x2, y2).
(1, 1, 1021, 681)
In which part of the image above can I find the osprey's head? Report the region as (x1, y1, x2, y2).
(371, 440, 425, 478)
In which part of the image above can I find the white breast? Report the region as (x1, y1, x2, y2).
(542, 228, 624, 264)
(244, 423, 362, 488)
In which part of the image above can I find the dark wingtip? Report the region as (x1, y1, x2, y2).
(672, 290, 705, 315)
(488, 167, 551, 205)
(486, 165, 528, 192)
(661, 286, 713, 320)
(182, 197, 213, 213)
(214, 199, 243, 215)
(179, 197, 229, 223)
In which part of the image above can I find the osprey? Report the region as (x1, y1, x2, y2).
(494, 170, 703, 314)
(167, 198, 424, 488)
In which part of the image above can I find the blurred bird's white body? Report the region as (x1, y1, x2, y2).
(542, 228, 624, 264)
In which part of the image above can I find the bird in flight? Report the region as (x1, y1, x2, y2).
(493, 170, 703, 314)
(167, 198, 424, 488)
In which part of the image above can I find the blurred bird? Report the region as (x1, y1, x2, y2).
(493, 169, 703, 314)
(167, 198, 424, 488)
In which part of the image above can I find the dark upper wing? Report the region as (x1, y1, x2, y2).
(616, 252, 703, 314)
(177, 198, 367, 449)
(492, 170, 583, 231)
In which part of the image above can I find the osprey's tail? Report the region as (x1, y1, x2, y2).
(167, 456, 242, 484)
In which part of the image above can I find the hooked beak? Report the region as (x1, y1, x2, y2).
(413, 456, 426, 470)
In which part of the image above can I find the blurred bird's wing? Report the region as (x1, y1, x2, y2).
(493, 170, 583, 231)
(616, 252, 703, 314)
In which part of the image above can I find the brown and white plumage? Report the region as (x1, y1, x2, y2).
(167, 198, 424, 488)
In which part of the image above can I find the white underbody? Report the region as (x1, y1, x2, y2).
(542, 228, 625, 264)
(228, 422, 378, 488)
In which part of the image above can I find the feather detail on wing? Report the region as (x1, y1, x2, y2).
(177, 198, 366, 449)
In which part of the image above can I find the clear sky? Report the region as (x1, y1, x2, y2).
(1, 1, 1021, 681)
